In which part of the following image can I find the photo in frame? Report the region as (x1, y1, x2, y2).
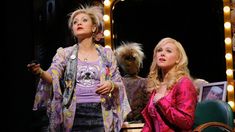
(198, 81, 227, 102)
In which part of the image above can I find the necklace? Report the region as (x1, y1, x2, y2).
(79, 46, 92, 62)
(78, 43, 96, 62)
(82, 52, 90, 62)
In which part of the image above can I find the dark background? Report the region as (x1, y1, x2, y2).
(112, 0, 226, 81)
(6, 0, 232, 131)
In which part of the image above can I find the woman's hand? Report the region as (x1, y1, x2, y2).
(27, 62, 43, 76)
(27, 61, 52, 83)
(96, 81, 113, 95)
(153, 93, 165, 103)
(153, 85, 168, 103)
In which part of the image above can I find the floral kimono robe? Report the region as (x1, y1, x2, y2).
(33, 44, 131, 132)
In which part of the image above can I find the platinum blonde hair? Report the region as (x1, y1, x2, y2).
(68, 5, 104, 36)
(147, 37, 190, 92)
(114, 42, 145, 69)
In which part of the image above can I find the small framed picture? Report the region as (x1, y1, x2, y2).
(198, 81, 227, 102)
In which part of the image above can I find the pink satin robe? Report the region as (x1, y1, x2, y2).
(141, 76, 197, 132)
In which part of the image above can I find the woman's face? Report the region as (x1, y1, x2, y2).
(72, 13, 96, 39)
(155, 42, 179, 72)
(206, 90, 220, 100)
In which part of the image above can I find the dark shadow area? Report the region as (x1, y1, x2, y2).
(6, 0, 101, 131)
(113, 0, 226, 82)
(6, 0, 35, 131)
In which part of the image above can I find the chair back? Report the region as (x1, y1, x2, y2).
(193, 100, 234, 132)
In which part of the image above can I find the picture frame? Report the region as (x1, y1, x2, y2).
(198, 81, 227, 102)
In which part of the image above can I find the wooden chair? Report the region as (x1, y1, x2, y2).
(193, 122, 234, 132)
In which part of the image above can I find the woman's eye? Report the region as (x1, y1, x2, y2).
(82, 18, 88, 22)
(73, 21, 77, 24)
(166, 49, 172, 53)
(156, 48, 162, 52)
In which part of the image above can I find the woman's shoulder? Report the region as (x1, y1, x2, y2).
(58, 44, 77, 52)
(96, 44, 113, 53)
(178, 76, 194, 84)
(176, 76, 197, 92)
(55, 44, 77, 58)
(63, 44, 77, 51)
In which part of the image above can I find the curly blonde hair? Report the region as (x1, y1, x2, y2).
(147, 37, 190, 93)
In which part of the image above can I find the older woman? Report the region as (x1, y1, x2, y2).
(27, 5, 130, 132)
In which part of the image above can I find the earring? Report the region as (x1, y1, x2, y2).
(73, 36, 77, 43)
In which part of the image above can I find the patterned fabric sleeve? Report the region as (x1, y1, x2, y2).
(104, 47, 131, 132)
(33, 47, 69, 109)
(156, 77, 197, 129)
(33, 46, 73, 131)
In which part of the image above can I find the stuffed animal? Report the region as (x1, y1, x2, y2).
(115, 42, 148, 123)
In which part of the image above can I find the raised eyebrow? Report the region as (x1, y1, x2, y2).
(73, 18, 79, 23)
(156, 48, 162, 51)
(79, 16, 89, 20)
(165, 47, 174, 51)
(73, 16, 89, 21)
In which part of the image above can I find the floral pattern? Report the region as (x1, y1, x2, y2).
(33, 44, 131, 132)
